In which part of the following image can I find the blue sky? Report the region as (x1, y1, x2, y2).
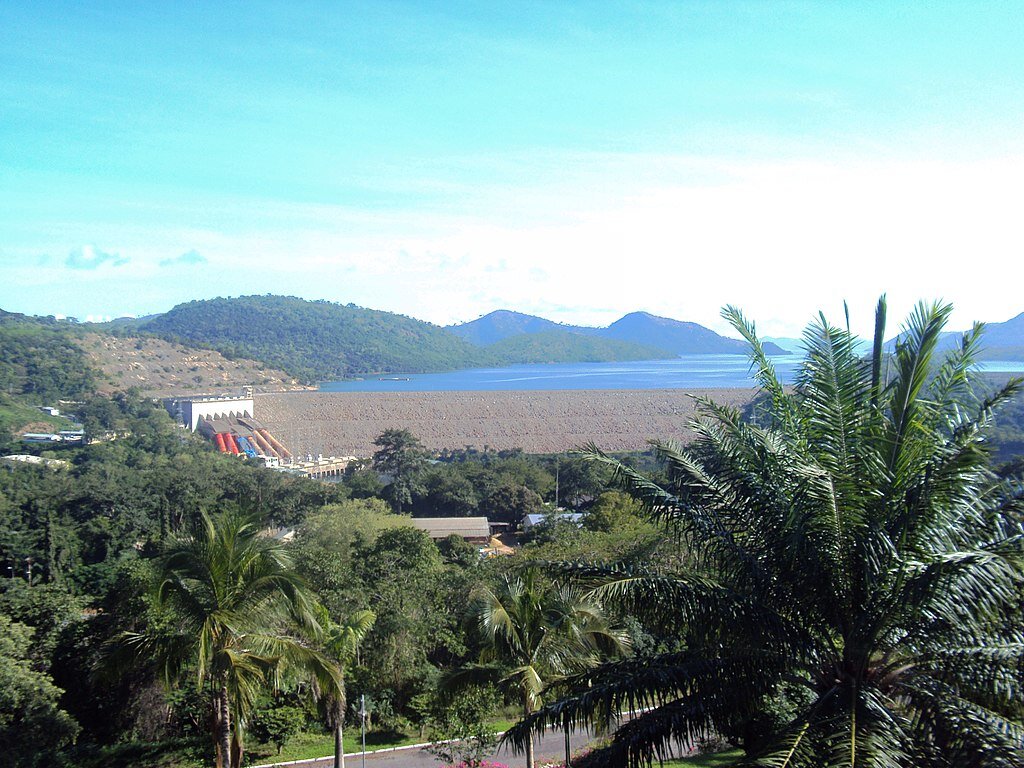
(2, 1, 1022, 337)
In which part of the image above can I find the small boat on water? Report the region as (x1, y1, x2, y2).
(378, 376, 411, 381)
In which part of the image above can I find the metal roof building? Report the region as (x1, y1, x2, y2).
(409, 517, 492, 543)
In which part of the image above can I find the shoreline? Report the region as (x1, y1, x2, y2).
(256, 388, 759, 458)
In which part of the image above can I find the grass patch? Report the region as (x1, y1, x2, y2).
(248, 727, 424, 764)
(72, 716, 533, 768)
(249, 717, 517, 765)
(72, 738, 208, 768)
(0, 395, 73, 437)
(663, 748, 743, 767)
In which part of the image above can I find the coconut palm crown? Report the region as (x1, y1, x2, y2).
(115, 510, 341, 768)
(467, 566, 631, 768)
(506, 299, 1024, 768)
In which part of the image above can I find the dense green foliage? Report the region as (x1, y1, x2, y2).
(140, 295, 486, 381)
(0, 311, 96, 403)
(0, 398, 343, 591)
(372, 428, 429, 512)
(983, 374, 1024, 464)
(114, 510, 341, 768)
(461, 567, 631, 768)
(0, 310, 97, 446)
(507, 300, 1024, 767)
(0, 614, 80, 767)
(1, 296, 1021, 768)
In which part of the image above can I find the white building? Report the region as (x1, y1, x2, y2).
(165, 394, 255, 432)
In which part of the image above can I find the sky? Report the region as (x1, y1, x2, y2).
(2, 1, 1023, 339)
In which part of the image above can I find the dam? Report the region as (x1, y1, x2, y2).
(253, 387, 759, 458)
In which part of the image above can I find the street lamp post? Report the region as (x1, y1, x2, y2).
(360, 695, 367, 768)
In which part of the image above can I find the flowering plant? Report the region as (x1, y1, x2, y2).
(537, 746, 594, 768)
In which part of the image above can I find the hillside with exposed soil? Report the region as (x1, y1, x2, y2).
(79, 333, 307, 397)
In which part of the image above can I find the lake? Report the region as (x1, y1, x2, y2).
(320, 355, 798, 392)
(318, 356, 1024, 393)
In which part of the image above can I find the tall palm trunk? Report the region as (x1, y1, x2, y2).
(523, 697, 535, 768)
(230, 729, 244, 768)
(332, 690, 346, 768)
(216, 685, 232, 768)
(334, 721, 345, 768)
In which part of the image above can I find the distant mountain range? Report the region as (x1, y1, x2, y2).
(16, 296, 1021, 387)
(94, 298, 791, 383)
(448, 309, 790, 356)
(883, 312, 1024, 360)
(766, 313, 1024, 361)
(103, 296, 755, 383)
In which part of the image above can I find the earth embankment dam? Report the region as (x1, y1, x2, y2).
(256, 388, 758, 458)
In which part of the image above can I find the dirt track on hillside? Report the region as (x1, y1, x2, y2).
(255, 388, 757, 458)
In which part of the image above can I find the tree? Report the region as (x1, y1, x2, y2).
(372, 429, 428, 512)
(507, 300, 1024, 767)
(582, 490, 645, 533)
(114, 510, 341, 768)
(424, 684, 501, 768)
(355, 527, 451, 705)
(417, 467, 479, 517)
(467, 567, 630, 768)
(0, 615, 80, 768)
(485, 482, 544, 526)
(550, 456, 608, 509)
(321, 608, 375, 768)
(251, 704, 305, 754)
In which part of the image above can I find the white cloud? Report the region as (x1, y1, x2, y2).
(159, 249, 208, 268)
(9, 151, 1023, 336)
(65, 244, 129, 270)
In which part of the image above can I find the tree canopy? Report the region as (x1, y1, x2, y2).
(113, 510, 341, 768)
(507, 299, 1024, 768)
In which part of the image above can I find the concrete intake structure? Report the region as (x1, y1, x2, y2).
(164, 394, 255, 432)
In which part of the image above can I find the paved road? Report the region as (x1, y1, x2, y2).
(261, 727, 599, 768)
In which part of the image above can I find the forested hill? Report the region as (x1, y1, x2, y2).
(132, 296, 687, 382)
(0, 310, 97, 445)
(602, 311, 788, 355)
(138, 296, 487, 382)
(448, 309, 577, 345)
(0, 310, 95, 403)
(451, 309, 790, 355)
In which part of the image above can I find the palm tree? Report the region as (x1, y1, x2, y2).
(506, 299, 1024, 767)
(469, 566, 630, 768)
(116, 510, 341, 768)
(320, 608, 375, 768)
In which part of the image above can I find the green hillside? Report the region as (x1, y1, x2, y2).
(134, 295, 680, 383)
(0, 312, 95, 402)
(0, 311, 97, 445)
(139, 295, 489, 382)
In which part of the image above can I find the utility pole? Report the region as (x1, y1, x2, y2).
(360, 695, 367, 768)
(555, 457, 560, 509)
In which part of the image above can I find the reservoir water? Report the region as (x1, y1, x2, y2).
(320, 355, 797, 392)
(318, 357, 1024, 393)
